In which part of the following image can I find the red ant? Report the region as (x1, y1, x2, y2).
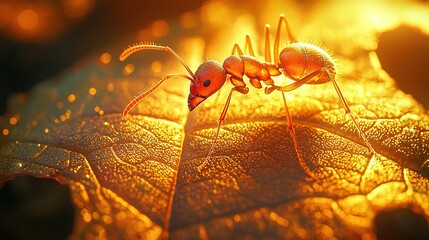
(120, 14, 375, 178)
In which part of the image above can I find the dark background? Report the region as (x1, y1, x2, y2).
(0, 0, 428, 239)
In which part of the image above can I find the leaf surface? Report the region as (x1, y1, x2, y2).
(1, 1, 429, 239)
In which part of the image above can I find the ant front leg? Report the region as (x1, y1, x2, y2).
(324, 70, 376, 155)
(198, 86, 249, 172)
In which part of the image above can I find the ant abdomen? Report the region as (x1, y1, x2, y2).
(279, 42, 336, 84)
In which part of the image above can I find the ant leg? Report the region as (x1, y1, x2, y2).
(274, 14, 297, 65)
(325, 70, 376, 155)
(232, 34, 256, 56)
(123, 74, 192, 116)
(244, 35, 256, 57)
(232, 43, 244, 55)
(281, 91, 315, 178)
(265, 69, 323, 94)
(198, 86, 249, 171)
(265, 24, 272, 62)
(267, 68, 376, 155)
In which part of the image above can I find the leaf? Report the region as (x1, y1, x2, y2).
(1, 1, 429, 239)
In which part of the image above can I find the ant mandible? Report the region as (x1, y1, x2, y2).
(120, 14, 376, 178)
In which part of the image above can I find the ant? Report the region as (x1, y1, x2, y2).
(119, 14, 376, 178)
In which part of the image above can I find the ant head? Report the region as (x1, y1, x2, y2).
(188, 60, 227, 110)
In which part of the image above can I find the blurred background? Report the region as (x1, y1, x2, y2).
(0, 0, 203, 239)
(0, 0, 428, 239)
(0, 0, 203, 115)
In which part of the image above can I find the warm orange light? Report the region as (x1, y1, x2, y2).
(151, 20, 169, 37)
(123, 63, 135, 75)
(99, 52, 112, 64)
(68, 94, 76, 102)
(17, 9, 39, 31)
(9, 116, 18, 125)
(201, 1, 231, 26)
(2, 129, 9, 136)
(0, 2, 11, 28)
(57, 102, 64, 109)
(63, 0, 94, 18)
(151, 61, 163, 73)
(106, 82, 114, 92)
(180, 11, 198, 29)
(88, 87, 97, 96)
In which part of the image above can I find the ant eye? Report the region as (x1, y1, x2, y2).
(203, 79, 211, 87)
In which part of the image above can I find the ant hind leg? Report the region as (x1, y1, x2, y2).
(231, 35, 256, 57)
(274, 14, 297, 65)
(324, 69, 376, 155)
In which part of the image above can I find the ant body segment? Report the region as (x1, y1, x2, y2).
(120, 14, 376, 178)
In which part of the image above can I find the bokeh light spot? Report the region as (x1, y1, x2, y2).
(17, 9, 39, 31)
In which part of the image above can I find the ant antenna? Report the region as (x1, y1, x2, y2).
(120, 43, 196, 79)
(274, 14, 297, 65)
(120, 43, 195, 116)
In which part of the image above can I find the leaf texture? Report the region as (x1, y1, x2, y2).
(1, 0, 429, 239)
